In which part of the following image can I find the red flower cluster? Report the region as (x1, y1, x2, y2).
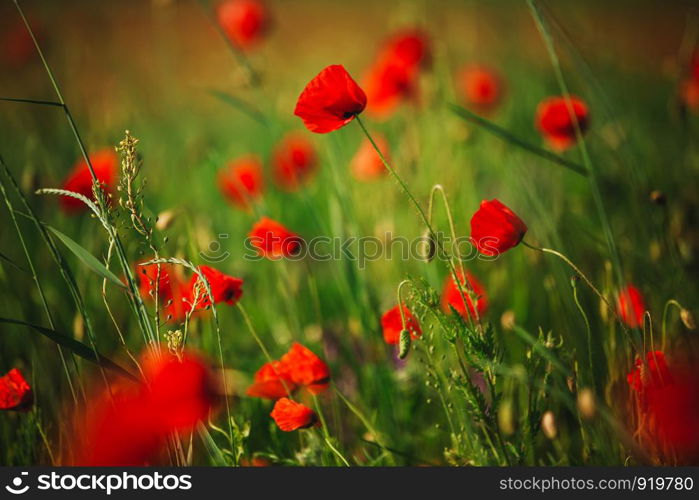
(216, 0, 270, 50)
(381, 305, 422, 345)
(0, 368, 32, 411)
(217, 155, 264, 210)
(247, 342, 330, 399)
(627, 351, 699, 460)
(248, 217, 303, 259)
(59, 149, 118, 214)
(76, 352, 216, 465)
(294, 65, 367, 133)
(458, 65, 504, 114)
(270, 397, 318, 432)
(351, 134, 390, 181)
(363, 30, 430, 118)
(535, 96, 589, 151)
(470, 199, 528, 256)
(272, 133, 318, 191)
(616, 284, 646, 329)
(137, 263, 243, 323)
(442, 270, 488, 321)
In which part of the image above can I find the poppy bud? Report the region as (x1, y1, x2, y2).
(681, 308, 696, 330)
(156, 210, 176, 231)
(577, 387, 596, 419)
(541, 410, 557, 439)
(398, 329, 411, 359)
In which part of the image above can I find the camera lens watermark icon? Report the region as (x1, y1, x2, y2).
(5, 472, 29, 495)
(200, 234, 231, 263)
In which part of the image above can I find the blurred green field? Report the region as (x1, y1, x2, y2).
(0, 0, 698, 466)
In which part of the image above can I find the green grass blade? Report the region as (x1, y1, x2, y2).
(208, 89, 268, 126)
(0, 317, 137, 382)
(47, 226, 127, 290)
(197, 423, 229, 466)
(447, 103, 587, 176)
(0, 251, 29, 273)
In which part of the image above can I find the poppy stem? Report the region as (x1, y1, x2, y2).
(312, 394, 350, 467)
(521, 240, 623, 329)
(355, 116, 477, 330)
(660, 299, 683, 352)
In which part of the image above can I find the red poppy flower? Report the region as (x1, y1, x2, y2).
(188, 265, 244, 309)
(294, 65, 367, 133)
(272, 133, 318, 191)
(441, 270, 488, 320)
(248, 217, 303, 259)
(680, 78, 699, 112)
(217, 155, 264, 210)
(270, 397, 318, 431)
(351, 134, 390, 181)
(77, 351, 215, 465)
(216, 0, 270, 50)
(280, 342, 330, 394)
(0, 368, 33, 411)
(364, 30, 430, 117)
(247, 361, 296, 399)
(470, 199, 527, 256)
(458, 65, 503, 114)
(59, 149, 118, 214)
(616, 284, 646, 329)
(381, 305, 422, 345)
(535, 96, 589, 151)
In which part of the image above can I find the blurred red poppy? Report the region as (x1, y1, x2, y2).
(351, 134, 390, 181)
(247, 361, 296, 399)
(77, 351, 216, 465)
(270, 397, 318, 431)
(59, 149, 118, 214)
(364, 30, 430, 118)
(188, 265, 243, 309)
(535, 96, 589, 151)
(280, 342, 330, 394)
(628, 351, 699, 461)
(294, 65, 367, 133)
(248, 217, 303, 259)
(616, 284, 646, 329)
(381, 305, 422, 345)
(272, 133, 318, 191)
(0, 368, 33, 411)
(470, 199, 527, 256)
(458, 65, 504, 114)
(217, 155, 264, 210)
(216, 0, 270, 50)
(442, 270, 488, 320)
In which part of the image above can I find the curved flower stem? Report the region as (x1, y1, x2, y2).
(355, 116, 477, 330)
(660, 299, 683, 352)
(571, 276, 594, 390)
(521, 241, 632, 340)
(396, 279, 411, 329)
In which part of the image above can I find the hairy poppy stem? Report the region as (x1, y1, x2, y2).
(312, 394, 350, 467)
(521, 241, 627, 334)
(355, 116, 477, 330)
